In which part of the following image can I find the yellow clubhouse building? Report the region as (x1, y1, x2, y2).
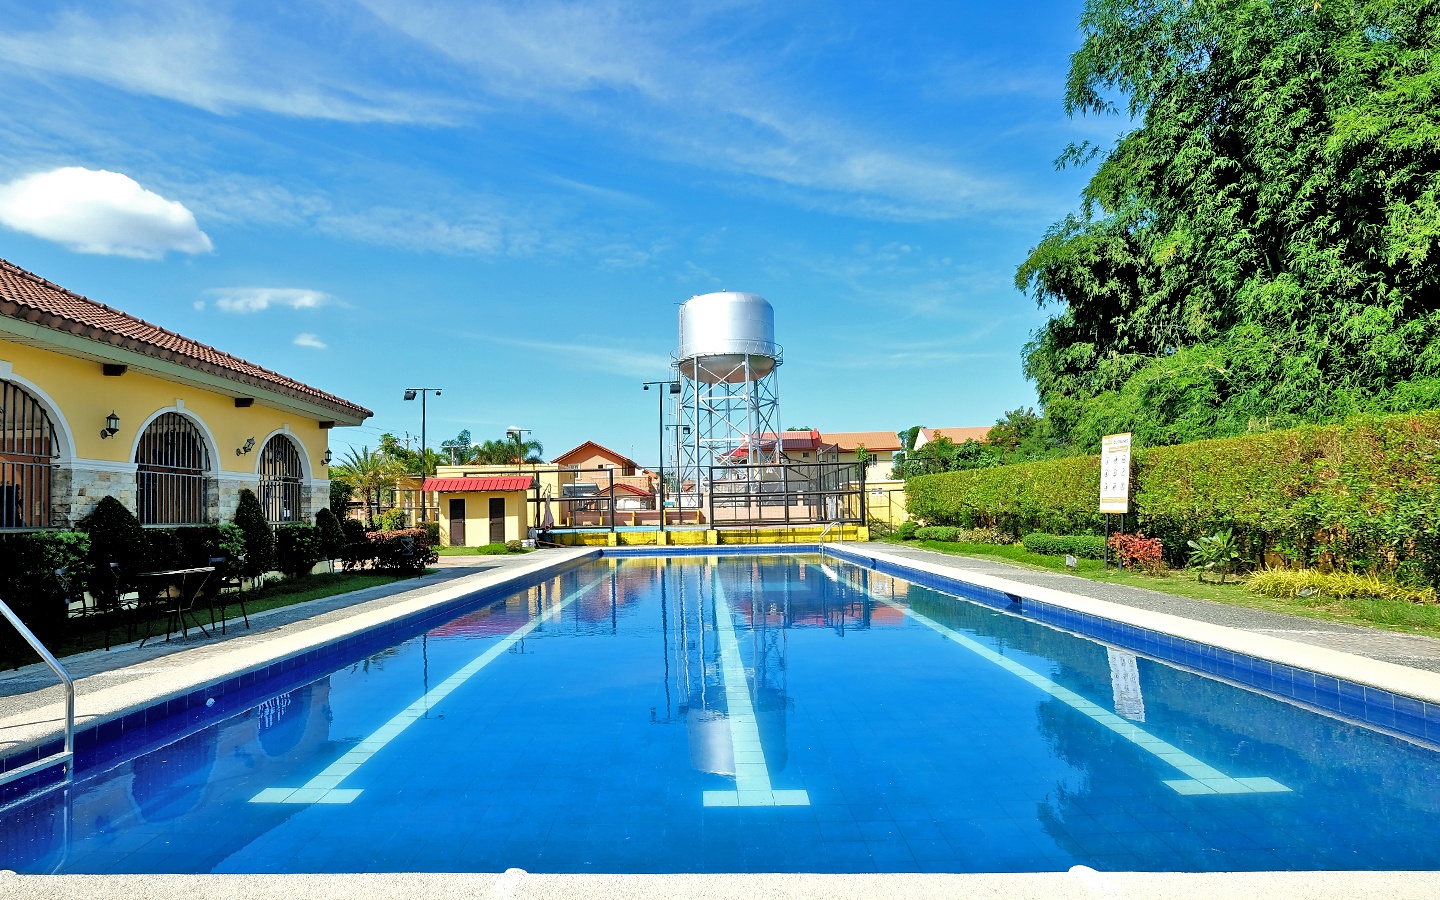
(0, 258, 370, 530)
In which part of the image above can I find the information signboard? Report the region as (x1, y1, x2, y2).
(1099, 432, 1132, 513)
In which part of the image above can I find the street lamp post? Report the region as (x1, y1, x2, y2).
(403, 387, 442, 522)
(642, 380, 681, 533)
(505, 427, 532, 466)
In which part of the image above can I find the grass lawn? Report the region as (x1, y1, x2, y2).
(437, 544, 532, 556)
(892, 539, 1440, 639)
(4, 570, 430, 666)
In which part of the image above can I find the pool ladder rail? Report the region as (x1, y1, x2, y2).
(818, 521, 841, 543)
(0, 595, 75, 791)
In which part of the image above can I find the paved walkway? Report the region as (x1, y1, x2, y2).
(870, 543, 1440, 673)
(0, 552, 565, 726)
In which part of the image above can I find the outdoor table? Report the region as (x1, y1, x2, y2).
(136, 566, 215, 647)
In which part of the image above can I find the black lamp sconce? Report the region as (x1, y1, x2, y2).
(236, 437, 255, 457)
(322, 449, 333, 466)
(100, 411, 120, 440)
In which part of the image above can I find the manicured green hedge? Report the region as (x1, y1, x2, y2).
(907, 412, 1440, 583)
(1021, 533, 1107, 559)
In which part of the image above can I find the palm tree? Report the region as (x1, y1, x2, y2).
(333, 446, 404, 525)
(465, 434, 543, 466)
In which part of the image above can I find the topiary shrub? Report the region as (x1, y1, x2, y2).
(505, 539, 522, 552)
(79, 496, 147, 589)
(233, 489, 276, 578)
(316, 508, 347, 561)
(275, 523, 324, 578)
(376, 508, 407, 532)
(1021, 533, 1108, 559)
(896, 521, 918, 541)
(217, 522, 247, 566)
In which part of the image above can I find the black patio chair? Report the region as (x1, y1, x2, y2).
(202, 556, 249, 635)
(55, 566, 113, 652)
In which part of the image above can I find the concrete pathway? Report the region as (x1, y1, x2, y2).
(869, 543, 1440, 673)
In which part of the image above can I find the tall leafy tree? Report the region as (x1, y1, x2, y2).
(1019, 0, 1440, 450)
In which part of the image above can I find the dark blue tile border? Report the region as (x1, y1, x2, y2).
(0, 552, 599, 801)
(822, 545, 1440, 749)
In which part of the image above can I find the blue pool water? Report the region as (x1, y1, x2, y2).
(4, 553, 1440, 873)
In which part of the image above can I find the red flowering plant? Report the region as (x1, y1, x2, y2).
(1108, 533, 1164, 575)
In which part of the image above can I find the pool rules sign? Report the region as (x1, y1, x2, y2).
(1100, 433, 1132, 513)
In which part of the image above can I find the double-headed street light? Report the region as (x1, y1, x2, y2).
(642, 380, 681, 532)
(403, 388, 442, 522)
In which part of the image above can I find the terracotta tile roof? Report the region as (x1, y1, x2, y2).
(823, 430, 904, 452)
(552, 440, 642, 470)
(0, 257, 371, 421)
(423, 476, 534, 492)
(924, 426, 991, 443)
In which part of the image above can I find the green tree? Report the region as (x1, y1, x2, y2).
(332, 446, 404, 525)
(315, 507, 348, 562)
(1018, 0, 1440, 451)
(233, 488, 277, 578)
(78, 495, 146, 594)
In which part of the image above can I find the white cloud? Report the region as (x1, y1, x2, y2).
(0, 166, 212, 258)
(293, 333, 327, 349)
(0, 5, 459, 124)
(210, 288, 330, 313)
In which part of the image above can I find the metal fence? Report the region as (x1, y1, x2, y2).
(706, 460, 866, 527)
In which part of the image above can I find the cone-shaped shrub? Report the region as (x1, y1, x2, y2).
(233, 488, 276, 577)
(316, 507, 347, 561)
(79, 496, 147, 592)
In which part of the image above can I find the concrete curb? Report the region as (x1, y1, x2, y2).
(3, 869, 1438, 899)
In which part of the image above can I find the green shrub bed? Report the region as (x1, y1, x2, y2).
(906, 412, 1440, 585)
(1021, 533, 1107, 559)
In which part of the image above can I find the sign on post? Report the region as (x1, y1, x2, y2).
(1099, 432, 1132, 513)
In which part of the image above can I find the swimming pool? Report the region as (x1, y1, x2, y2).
(3, 552, 1440, 873)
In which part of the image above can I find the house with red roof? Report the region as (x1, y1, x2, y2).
(0, 257, 370, 528)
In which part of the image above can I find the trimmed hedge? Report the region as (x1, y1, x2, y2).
(276, 523, 325, 578)
(906, 412, 1440, 583)
(1021, 533, 1107, 559)
(342, 527, 437, 575)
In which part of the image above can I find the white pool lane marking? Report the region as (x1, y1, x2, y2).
(701, 566, 810, 808)
(819, 563, 1288, 796)
(251, 573, 609, 805)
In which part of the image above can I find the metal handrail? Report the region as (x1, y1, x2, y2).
(0, 596, 75, 788)
(818, 521, 841, 543)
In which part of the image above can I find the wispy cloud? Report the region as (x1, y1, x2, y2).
(0, 4, 460, 124)
(293, 333, 327, 349)
(0, 166, 211, 258)
(209, 287, 330, 313)
(464, 333, 673, 378)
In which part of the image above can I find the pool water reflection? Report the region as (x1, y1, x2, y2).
(3, 554, 1440, 873)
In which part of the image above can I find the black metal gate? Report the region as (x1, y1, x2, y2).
(136, 412, 210, 525)
(259, 434, 304, 523)
(0, 380, 58, 529)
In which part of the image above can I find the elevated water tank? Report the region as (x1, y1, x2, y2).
(676, 291, 780, 384)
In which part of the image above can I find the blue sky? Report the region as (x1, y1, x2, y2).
(0, 0, 1121, 464)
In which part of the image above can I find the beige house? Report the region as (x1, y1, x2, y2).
(424, 475, 533, 547)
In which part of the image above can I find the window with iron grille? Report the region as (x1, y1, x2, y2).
(0, 380, 59, 529)
(259, 434, 304, 523)
(136, 412, 211, 525)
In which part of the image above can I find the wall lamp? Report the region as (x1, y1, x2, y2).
(236, 436, 255, 457)
(323, 448, 333, 466)
(100, 411, 120, 440)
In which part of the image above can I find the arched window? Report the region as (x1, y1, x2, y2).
(0, 380, 58, 529)
(136, 413, 211, 525)
(258, 434, 304, 523)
